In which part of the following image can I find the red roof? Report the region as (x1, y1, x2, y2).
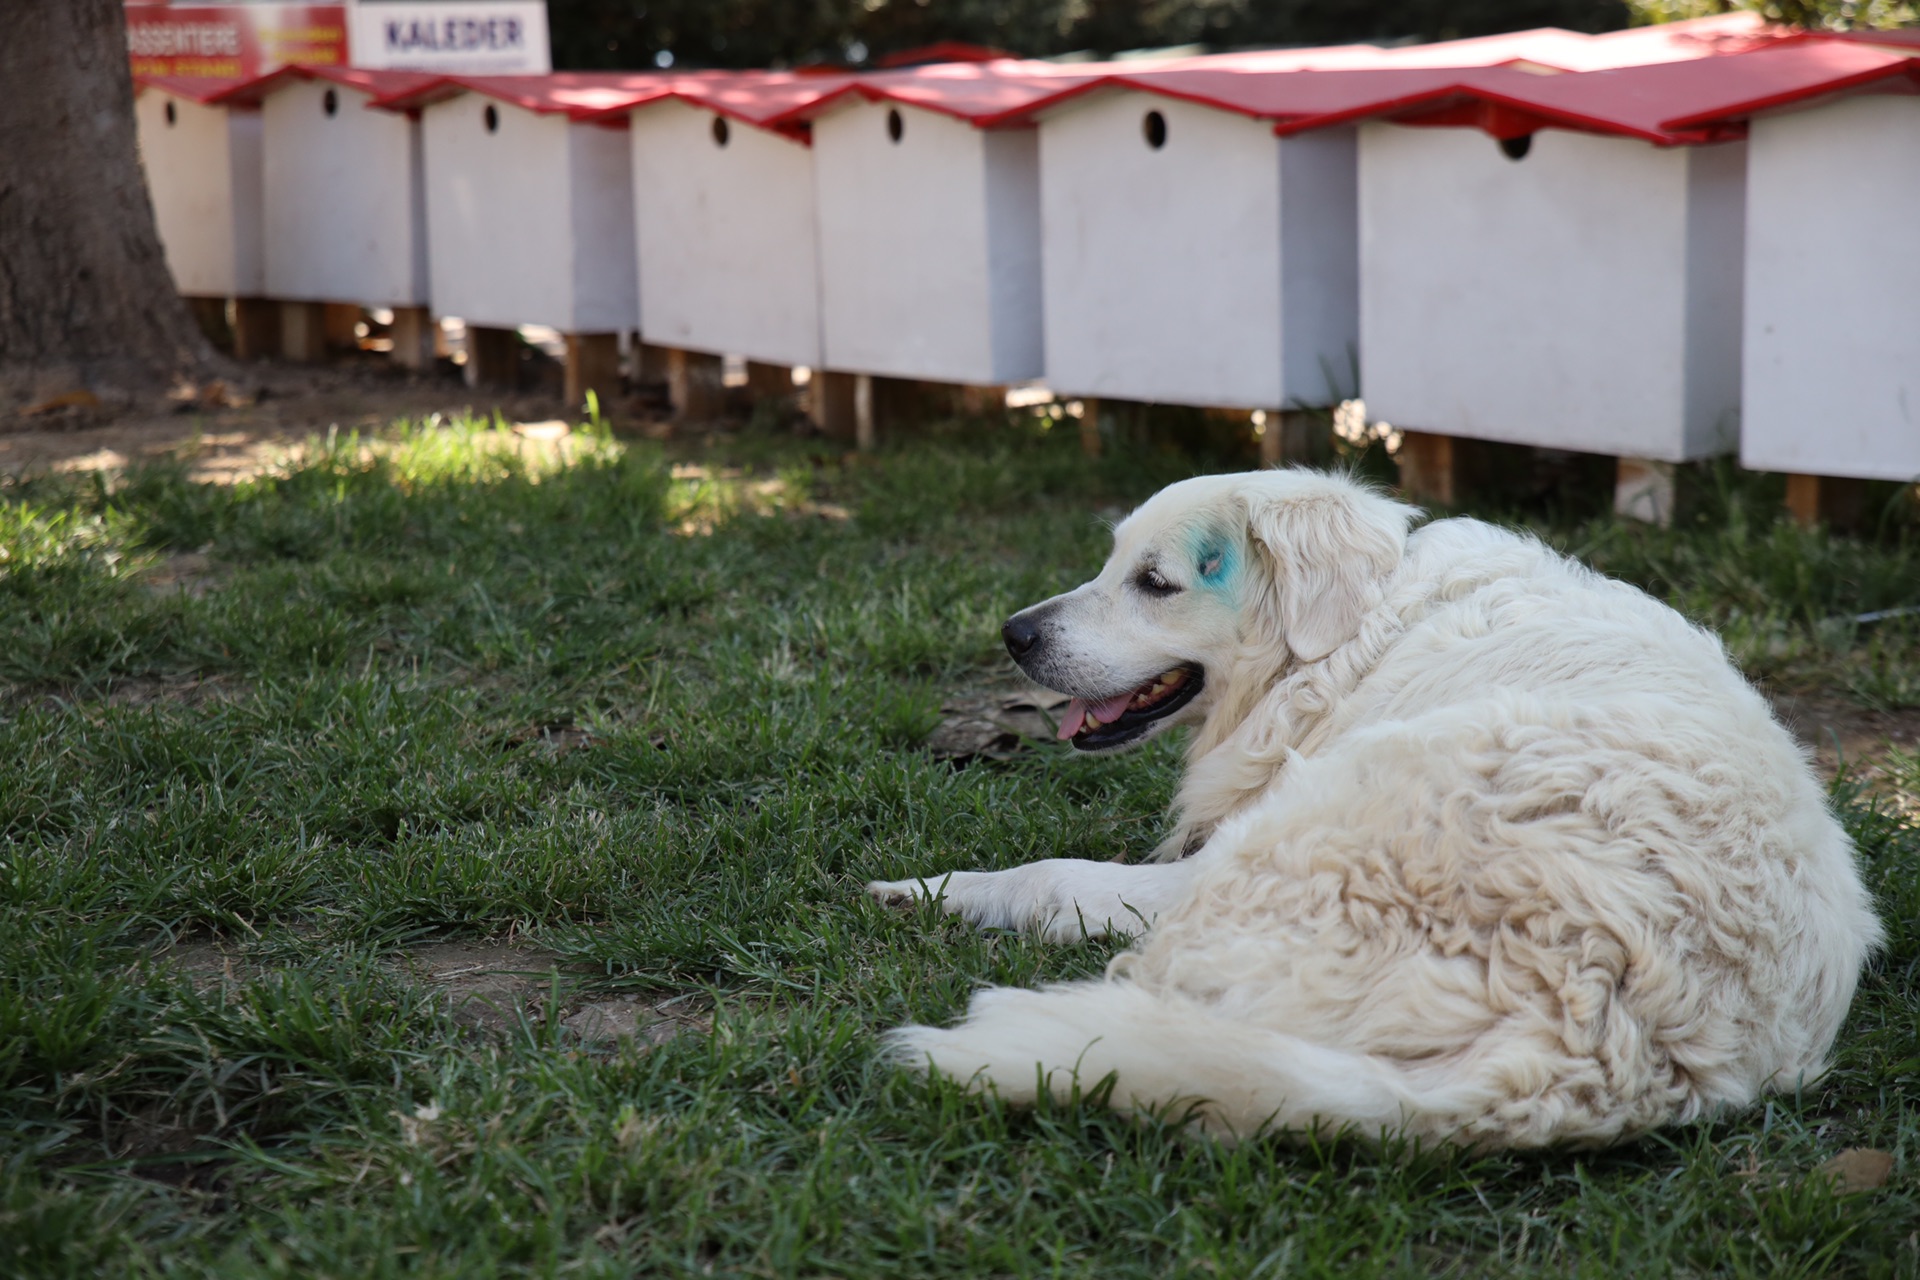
(132, 73, 253, 106)
(1336, 40, 1920, 144)
(373, 71, 737, 120)
(208, 65, 441, 109)
(1065, 36, 1919, 145)
(579, 71, 858, 137)
(775, 61, 1109, 128)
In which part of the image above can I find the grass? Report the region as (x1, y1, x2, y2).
(0, 412, 1916, 1277)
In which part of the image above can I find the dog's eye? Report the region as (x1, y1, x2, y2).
(1136, 567, 1181, 597)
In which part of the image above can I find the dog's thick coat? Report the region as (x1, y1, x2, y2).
(870, 470, 1880, 1148)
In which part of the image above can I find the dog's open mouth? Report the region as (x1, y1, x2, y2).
(1055, 665, 1204, 751)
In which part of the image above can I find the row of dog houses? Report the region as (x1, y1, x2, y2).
(134, 16, 1920, 522)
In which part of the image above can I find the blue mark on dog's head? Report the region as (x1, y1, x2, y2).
(1193, 531, 1237, 592)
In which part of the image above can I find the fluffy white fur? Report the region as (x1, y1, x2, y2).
(868, 469, 1882, 1148)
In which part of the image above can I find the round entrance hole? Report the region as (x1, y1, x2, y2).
(322, 88, 339, 117)
(886, 107, 904, 143)
(483, 104, 500, 134)
(1143, 109, 1168, 149)
(164, 101, 177, 126)
(1499, 134, 1533, 161)
(712, 115, 730, 147)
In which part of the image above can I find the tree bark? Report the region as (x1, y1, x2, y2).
(0, 0, 216, 406)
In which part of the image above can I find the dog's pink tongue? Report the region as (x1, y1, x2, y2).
(1057, 692, 1136, 740)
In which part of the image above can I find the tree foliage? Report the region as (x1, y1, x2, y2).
(547, 0, 1639, 71)
(1625, 0, 1916, 27)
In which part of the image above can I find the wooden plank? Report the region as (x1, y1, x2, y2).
(853, 373, 875, 451)
(183, 295, 233, 354)
(745, 360, 795, 400)
(1259, 409, 1323, 468)
(388, 306, 434, 370)
(1784, 473, 1870, 531)
(1614, 457, 1676, 526)
(464, 325, 520, 389)
(323, 302, 363, 353)
(230, 297, 280, 362)
(665, 347, 726, 421)
(1395, 430, 1456, 506)
(564, 332, 622, 413)
(634, 341, 673, 385)
(279, 301, 328, 363)
(1079, 398, 1102, 460)
(809, 370, 858, 442)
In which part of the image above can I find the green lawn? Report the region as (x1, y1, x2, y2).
(2, 415, 1916, 1277)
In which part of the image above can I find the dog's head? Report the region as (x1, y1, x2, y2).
(1004, 469, 1414, 751)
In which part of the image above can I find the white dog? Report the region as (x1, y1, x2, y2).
(868, 469, 1880, 1148)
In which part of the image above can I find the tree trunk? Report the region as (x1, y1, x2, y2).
(0, 0, 216, 406)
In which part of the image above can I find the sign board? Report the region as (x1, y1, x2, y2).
(126, 4, 348, 80)
(346, 2, 551, 74)
(125, 2, 550, 79)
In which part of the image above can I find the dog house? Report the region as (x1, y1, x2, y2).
(376, 72, 669, 397)
(608, 74, 850, 371)
(1034, 68, 1462, 424)
(1734, 91, 1920, 496)
(133, 75, 263, 301)
(233, 68, 436, 313)
(789, 64, 1100, 387)
(382, 73, 658, 339)
(206, 67, 439, 364)
(1339, 44, 1916, 513)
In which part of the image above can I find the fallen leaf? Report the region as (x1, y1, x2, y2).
(926, 688, 1072, 761)
(1816, 1148, 1893, 1194)
(19, 389, 100, 416)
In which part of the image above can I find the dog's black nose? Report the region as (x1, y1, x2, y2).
(1002, 615, 1041, 659)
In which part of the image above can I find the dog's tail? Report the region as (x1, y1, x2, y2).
(888, 981, 1494, 1142)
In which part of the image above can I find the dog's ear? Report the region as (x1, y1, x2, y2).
(1242, 473, 1413, 662)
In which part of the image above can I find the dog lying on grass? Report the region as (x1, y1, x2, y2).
(869, 469, 1880, 1148)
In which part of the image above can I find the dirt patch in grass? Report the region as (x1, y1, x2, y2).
(403, 940, 569, 1035)
(140, 550, 222, 599)
(1769, 690, 1920, 785)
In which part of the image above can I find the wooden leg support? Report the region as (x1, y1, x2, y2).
(564, 333, 623, 413)
(1784, 473, 1869, 531)
(323, 303, 363, 353)
(389, 306, 434, 370)
(853, 374, 876, 451)
(1259, 409, 1323, 468)
(744, 360, 795, 400)
(1614, 457, 1676, 526)
(665, 348, 726, 422)
(184, 296, 233, 353)
(634, 341, 673, 386)
(465, 325, 520, 390)
(809, 370, 858, 443)
(280, 301, 328, 363)
(1078, 398, 1102, 460)
(231, 297, 279, 362)
(956, 383, 1007, 416)
(1395, 431, 1457, 507)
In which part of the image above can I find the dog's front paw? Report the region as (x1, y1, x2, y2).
(865, 874, 955, 912)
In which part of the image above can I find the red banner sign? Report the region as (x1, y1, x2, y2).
(126, 4, 348, 81)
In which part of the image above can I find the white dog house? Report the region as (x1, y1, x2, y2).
(382, 73, 658, 394)
(216, 67, 439, 364)
(794, 65, 1099, 388)
(133, 75, 264, 302)
(612, 75, 849, 371)
(1346, 44, 1913, 516)
(1035, 69, 1462, 433)
(1735, 92, 1920, 512)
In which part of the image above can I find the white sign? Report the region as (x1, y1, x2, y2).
(346, 1, 550, 73)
